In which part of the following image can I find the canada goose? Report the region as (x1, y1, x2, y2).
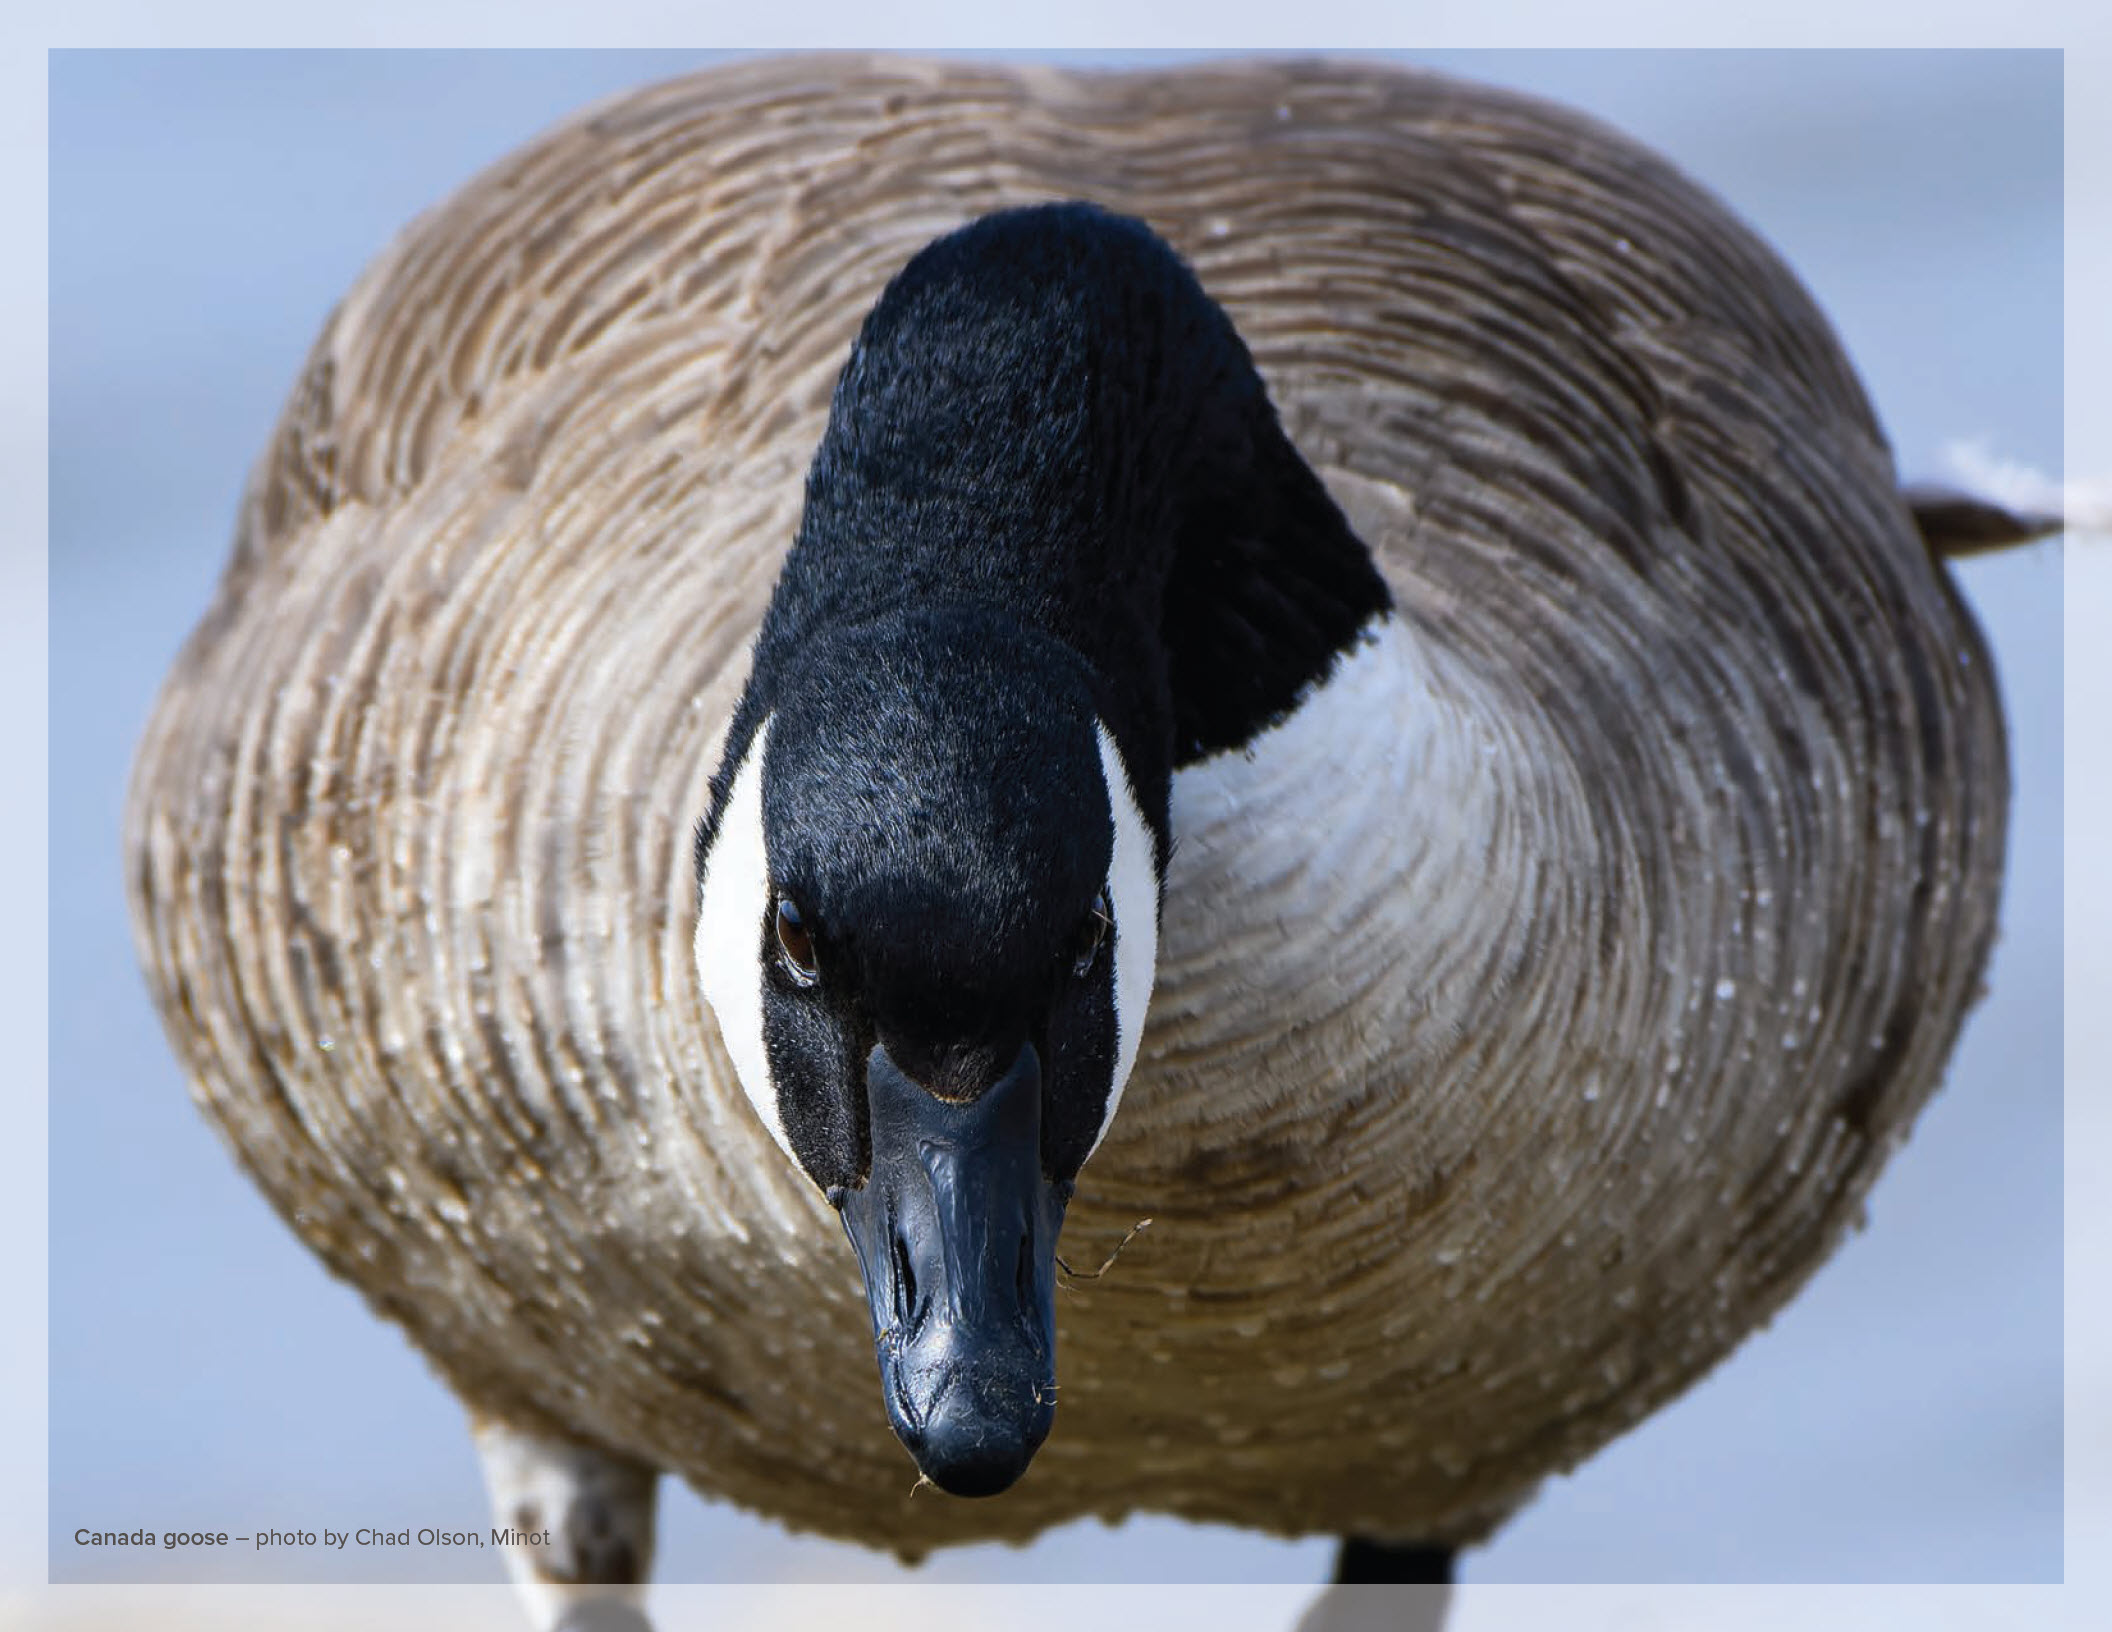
(117, 52, 2063, 1625)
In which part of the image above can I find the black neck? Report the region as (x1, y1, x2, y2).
(725, 203, 1390, 843)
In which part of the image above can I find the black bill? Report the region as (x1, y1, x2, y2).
(836, 1039, 1070, 1496)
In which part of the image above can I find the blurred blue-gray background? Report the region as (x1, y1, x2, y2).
(49, 49, 2062, 1591)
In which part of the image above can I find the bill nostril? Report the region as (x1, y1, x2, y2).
(891, 1227, 918, 1326)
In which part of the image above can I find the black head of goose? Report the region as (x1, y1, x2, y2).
(693, 201, 1394, 1496)
(121, 54, 2058, 1625)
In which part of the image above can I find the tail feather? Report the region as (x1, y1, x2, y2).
(1904, 488, 2066, 558)
(1909, 439, 2108, 558)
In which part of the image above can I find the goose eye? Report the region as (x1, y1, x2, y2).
(1073, 890, 1111, 978)
(775, 896, 819, 985)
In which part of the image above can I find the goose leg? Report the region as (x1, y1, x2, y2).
(471, 1419, 659, 1632)
(1292, 1538, 1455, 1632)
(1331, 1538, 1454, 1584)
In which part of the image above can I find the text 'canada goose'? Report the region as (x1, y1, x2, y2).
(124, 54, 2060, 1629)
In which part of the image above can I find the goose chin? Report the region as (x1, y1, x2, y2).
(838, 1039, 1069, 1496)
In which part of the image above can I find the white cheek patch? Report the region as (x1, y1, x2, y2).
(693, 716, 796, 1162)
(1092, 722, 1161, 1158)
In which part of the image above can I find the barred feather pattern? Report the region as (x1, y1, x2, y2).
(125, 56, 2006, 1554)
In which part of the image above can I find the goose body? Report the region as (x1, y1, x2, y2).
(126, 55, 2015, 1583)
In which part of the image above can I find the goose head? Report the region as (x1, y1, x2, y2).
(694, 609, 1160, 1497)
(691, 200, 1382, 1497)
(693, 203, 1182, 1498)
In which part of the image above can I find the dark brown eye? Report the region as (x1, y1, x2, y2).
(775, 896, 819, 985)
(1073, 890, 1111, 978)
